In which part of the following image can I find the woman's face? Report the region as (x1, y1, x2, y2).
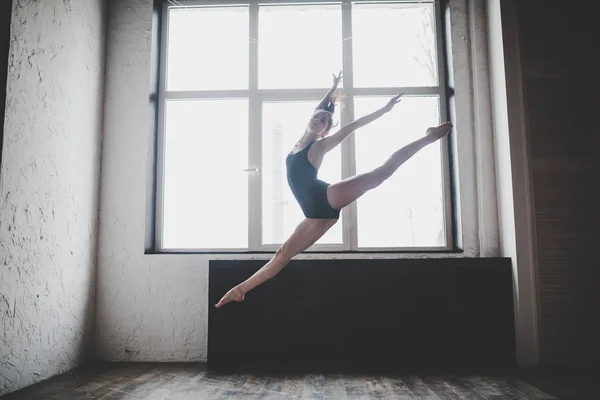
(308, 111, 330, 135)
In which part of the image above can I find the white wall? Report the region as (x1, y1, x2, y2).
(487, 0, 539, 367)
(0, 0, 106, 395)
(445, 0, 500, 257)
(96, 0, 498, 362)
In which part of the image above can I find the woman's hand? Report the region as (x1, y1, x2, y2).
(215, 286, 246, 308)
(317, 71, 343, 111)
(382, 92, 404, 112)
(332, 70, 343, 87)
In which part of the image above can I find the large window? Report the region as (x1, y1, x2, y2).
(156, 0, 451, 252)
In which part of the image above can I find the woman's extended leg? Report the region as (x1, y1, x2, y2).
(327, 122, 452, 210)
(215, 217, 337, 308)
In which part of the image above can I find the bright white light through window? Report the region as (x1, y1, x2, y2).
(354, 96, 446, 247)
(162, 99, 249, 249)
(259, 4, 342, 89)
(353, 2, 438, 87)
(159, 1, 449, 251)
(167, 6, 249, 90)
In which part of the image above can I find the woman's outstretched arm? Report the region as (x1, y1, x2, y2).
(317, 92, 403, 154)
(316, 70, 343, 110)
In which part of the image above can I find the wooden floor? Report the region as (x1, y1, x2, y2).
(1, 363, 596, 399)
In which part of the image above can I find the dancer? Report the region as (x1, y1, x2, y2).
(215, 71, 452, 308)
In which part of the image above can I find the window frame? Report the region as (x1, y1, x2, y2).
(155, 0, 453, 253)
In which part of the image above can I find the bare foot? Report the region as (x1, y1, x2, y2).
(426, 122, 453, 141)
(215, 286, 246, 308)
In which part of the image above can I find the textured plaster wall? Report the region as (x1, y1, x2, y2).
(96, 0, 495, 362)
(0, 0, 106, 395)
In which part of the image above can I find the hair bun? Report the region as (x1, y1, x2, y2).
(322, 99, 335, 114)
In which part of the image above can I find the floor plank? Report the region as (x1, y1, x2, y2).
(381, 374, 415, 399)
(496, 377, 557, 400)
(341, 374, 370, 400)
(402, 375, 440, 400)
(301, 373, 325, 399)
(280, 373, 305, 399)
(2, 363, 596, 399)
(439, 375, 486, 400)
(363, 375, 392, 399)
(323, 374, 349, 400)
(421, 376, 463, 400)
(234, 373, 269, 399)
(460, 375, 507, 399)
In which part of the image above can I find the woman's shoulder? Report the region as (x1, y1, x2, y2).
(289, 140, 315, 155)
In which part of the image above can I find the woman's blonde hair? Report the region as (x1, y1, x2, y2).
(316, 91, 345, 131)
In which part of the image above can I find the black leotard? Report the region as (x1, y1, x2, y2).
(285, 142, 340, 220)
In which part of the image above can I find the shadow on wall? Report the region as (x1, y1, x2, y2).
(0, 1, 12, 167)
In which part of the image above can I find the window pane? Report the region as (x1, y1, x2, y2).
(262, 102, 342, 245)
(354, 96, 446, 247)
(166, 6, 248, 91)
(259, 4, 342, 89)
(162, 99, 249, 249)
(352, 2, 438, 87)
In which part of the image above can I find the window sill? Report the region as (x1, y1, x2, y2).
(144, 248, 465, 256)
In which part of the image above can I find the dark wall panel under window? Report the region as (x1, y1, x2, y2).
(208, 258, 515, 372)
